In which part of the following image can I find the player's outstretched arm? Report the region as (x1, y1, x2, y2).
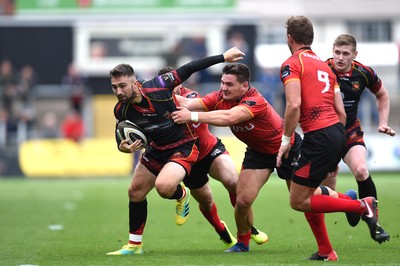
(223, 47, 246, 62)
(175, 47, 245, 82)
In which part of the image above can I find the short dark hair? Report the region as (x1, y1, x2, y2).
(285, 16, 314, 46)
(222, 63, 250, 83)
(158, 66, 174, 75)
(109, 64, 135, 78)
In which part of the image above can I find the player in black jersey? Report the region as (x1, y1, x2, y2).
(106, 47, 245, 255)
(324, 34, 395, 244)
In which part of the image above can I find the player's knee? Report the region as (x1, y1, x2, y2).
(353, 165, 369, 181)
(128, 185, 146, 201)
(235, 196, 253, 210)
(289, 201, 302, 211)
(222, 178, 237, 193)
(155, 182, 174, 198)
(289, 197, 304, 211)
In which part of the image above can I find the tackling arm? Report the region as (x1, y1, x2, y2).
(172, 105, 251, 126)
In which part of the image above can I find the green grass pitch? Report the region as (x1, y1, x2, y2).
(1, 173, 399, 265)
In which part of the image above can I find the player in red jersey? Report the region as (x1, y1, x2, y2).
(159, 66, 268, 248)
(324, 34, 394, 243)
(106, 47, 245, 255)
(171, 63, 302, 252)
(277, 16, 384, 261)
(157, 66, 236, 247)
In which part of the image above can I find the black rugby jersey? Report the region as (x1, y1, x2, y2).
(326, 59, 382, 128)
(114, 54, 225, 150)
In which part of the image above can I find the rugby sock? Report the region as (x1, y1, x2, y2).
(199, 202, 225, 232)
(170, 184, 184, 200)
(237, 230, 251, 247)
(229, 192, 237, 207)
(310, 195, 365, 214)
(128, 200, 147, 245)
(357, 175, 377, 199)
(305, 212, 333, 255)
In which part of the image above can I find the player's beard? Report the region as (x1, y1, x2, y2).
(119, 85, 137, 104)
(127, 90, 138, 104)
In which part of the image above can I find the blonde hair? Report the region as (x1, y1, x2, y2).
(333, 34, 357, 52)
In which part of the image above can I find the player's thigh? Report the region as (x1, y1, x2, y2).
(236, 168, 272, 203)
(209, 154, 238, 191)
(343, 145, 369, 176)
(155, 161, 186, 192)
(129, 162, 156, 200)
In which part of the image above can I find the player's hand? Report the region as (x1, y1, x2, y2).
(223, 47, 245, 62)
(119, 138, 143, 153)
(171, 106, 192, 124)
(276, 143, 291, 167)
(378, 125, 395, 136)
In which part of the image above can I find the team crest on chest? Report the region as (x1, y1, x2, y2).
(242, 100, 256, 106)
(351, 81, 360, 90)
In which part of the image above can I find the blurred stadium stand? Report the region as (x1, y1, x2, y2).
(0, 0, 399, 177)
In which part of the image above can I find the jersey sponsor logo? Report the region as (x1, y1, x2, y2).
(136, 107, 154, 113)
(231, 123, 255, 132)
(364, 200, 374, 218)
(242, 100, 256, 106)
(351, 81, 360, 90)
(303, 52, 323, 61)
(191, 122, 201, 128)
(211, 148, 222, 157)
(157, 72, 175, 87)
(163, 111, 172, 119)
(281, 64, 290, 78)
(172, 151, 184, 158)
(142, 155, 150, 162)
(162, 72, 175, 82)
(186, 92, 198, 99)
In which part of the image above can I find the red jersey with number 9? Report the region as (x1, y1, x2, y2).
(280, 48, 340, 133)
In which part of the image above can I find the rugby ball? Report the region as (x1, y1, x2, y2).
(116, 120, 148, 147)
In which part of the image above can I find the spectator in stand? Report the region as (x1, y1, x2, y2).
(16, 64, 39, 140)
(0, 59, 17, 88)
(40, 111, 59, 139)
(17, 64, 38, 104)
(1, 83, 19, 143)
(1, 60, 37, 143)
(0, 0, 14, 15)
(257, 67, 284, 116)
(61, 63, 87, 113)
(61, 108, 85, 142)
